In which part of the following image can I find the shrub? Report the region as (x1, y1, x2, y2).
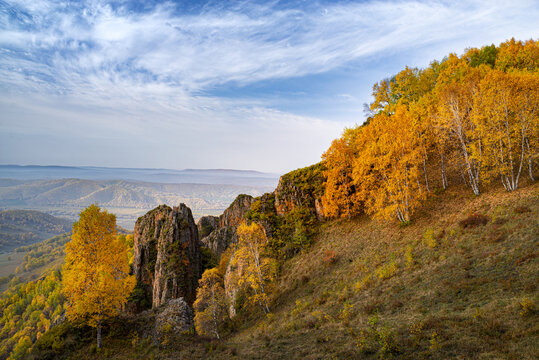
(423, 227, 437, 248)
(429, 330, 441, 351)
(322, 250, 338, 265)
(376, 260, 398, 280)
(339, 302, 355, 323)
(519, 297, 535, 316)
(355, 274, 373, 292)
(404, 245, 414, 268)
(291, 299, 309, 317)
(377, 326, 399, 356)
(409, 320, 424, 347)
(459, 213, 489, 228)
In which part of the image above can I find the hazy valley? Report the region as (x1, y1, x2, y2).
(0, 166, 277, 229)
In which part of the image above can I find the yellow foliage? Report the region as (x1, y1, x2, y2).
(321, 127, 364, 219)
(322, 39, 538, 223)
(233, 222, 275, 314)
(62, 204, 135, 346)
(353, 106, 426, 222)
(375, 260, 398, 280)
(193, 268, 227, 339)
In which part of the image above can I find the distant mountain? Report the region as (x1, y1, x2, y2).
(0, 178, 274, 229)
(0, 210, 72, 252)
(0, 165, 279, 187)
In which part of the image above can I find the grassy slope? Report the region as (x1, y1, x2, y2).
(48, 182, 538, 359)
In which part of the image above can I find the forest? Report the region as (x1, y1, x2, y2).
(322, 38, 537, 223)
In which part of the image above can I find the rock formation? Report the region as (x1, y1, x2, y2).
(199, 194, 254, 257)
(154, 298, 194, 340)
(197, 215, 219, 239)
(200, 227, 235, 256)
(219, 194, 254, 228)
(274, 163, 326, 220)
(133, 204, 201, 309)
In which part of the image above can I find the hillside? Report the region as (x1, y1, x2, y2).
(14, 38, 539, 360)
(0, 179, 274, 228)
(29, 182, 538, 359)
(0, 210, 72, 251)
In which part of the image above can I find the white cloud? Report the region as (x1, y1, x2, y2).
(0, 0, 538, 172)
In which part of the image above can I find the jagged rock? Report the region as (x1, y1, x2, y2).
(274, 163, 326, 221)
(154, 298, 194, 341)
(197, 215, 219, 239)
(133, 204, 201, 309)
(201, 227, 236, 256)
(219, 194, 254, 228)
(198, 195, 254, 257)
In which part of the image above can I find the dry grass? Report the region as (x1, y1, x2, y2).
(50, 182, 539, 359)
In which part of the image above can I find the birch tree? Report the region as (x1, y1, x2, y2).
(233, 223, 274, 314)
(62, 204, 135, 349)
(193, 268, 227, 339)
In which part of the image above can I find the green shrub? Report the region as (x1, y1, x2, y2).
(423, 227, 437, 248)
(376, 260, 398, 280)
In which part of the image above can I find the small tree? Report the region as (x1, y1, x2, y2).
(233, 222, 274, 314)
(62, 204, 135, 349)
(193, 268, 227, 339)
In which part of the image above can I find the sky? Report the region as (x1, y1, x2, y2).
(0, 0, 538, 174)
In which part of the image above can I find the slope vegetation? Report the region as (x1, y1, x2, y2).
(0, 210, 72, 251)
(33, 182, 538, 359)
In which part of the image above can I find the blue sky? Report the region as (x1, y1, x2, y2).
(0, 0, 538, 174)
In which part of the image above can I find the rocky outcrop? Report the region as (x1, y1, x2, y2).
(274, 163, 326, 221)
(201, 227, 236, 256)
(197, 215, 219, 239)
(154, 298, 194, 340)
(133, 204, 201, 309)
(219, 194, 254, 228)
(198, 194, 254, 257)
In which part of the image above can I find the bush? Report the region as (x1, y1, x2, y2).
(423, 228, 437, 248)
(376, 260, 398, 280)
(354, 274, 374, 293)
(322, 250, 338, 265)
(404, 245, 414, 268)
(519, 297, 535, 316)
(459, 213, 489, 228)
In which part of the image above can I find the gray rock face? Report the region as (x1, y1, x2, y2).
(154, 298, 194, 340)
(201, 227, 236, 256)
(197, 215, 219, 239)
(219, 194, 253, 228)
(133, 204, 201, 309)
(198, 194, 254, 257)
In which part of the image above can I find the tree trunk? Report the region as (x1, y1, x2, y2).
(97, 320, 102, 349)
(211, 287, 220, 340)
(525, 136, 535, 181)
(440, 152, 447, 190)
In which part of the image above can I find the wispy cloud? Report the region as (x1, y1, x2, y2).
(0, 0, 538, 172)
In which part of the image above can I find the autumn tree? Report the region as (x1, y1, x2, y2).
(472, 70, 539, 190)
(193, 268, 227, 339)
(321, 127, 364, 219)
(232, 222, 275, 314)
(62, 204, 135, 349)
(436, 57, 489, 195)
(353, 106, 426, 223)
(321, 39, 537, 224)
